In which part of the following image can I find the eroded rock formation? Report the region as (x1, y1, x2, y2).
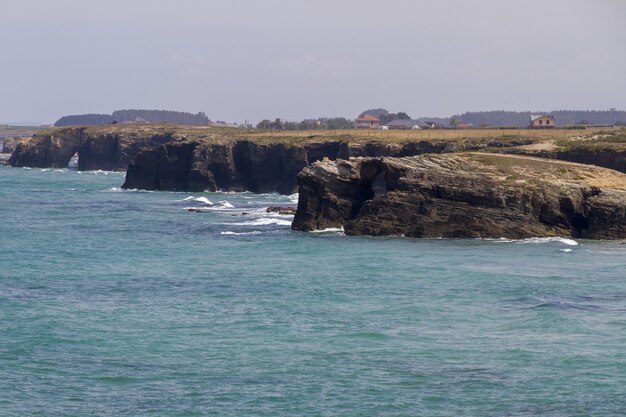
(292, 153, 626, 239)
(122, 138, 531, 193)
(8, 127, 175, 171)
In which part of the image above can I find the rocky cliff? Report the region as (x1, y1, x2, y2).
(9, 125, 529, 184)
(122, 137, 531, 193)
(292, 153, 626, 239)
(8, 127, 177, 171)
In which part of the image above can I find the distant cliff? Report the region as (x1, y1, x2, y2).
(8, 127, 177, 171)
(292, 154, 626, 239)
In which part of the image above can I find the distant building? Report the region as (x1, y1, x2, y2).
(355, 114, 381, 129)
(387, 119, 427, 130)
(530, 114, 555, 128)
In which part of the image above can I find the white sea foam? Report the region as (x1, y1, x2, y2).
(493, 237, 579, 246)
(196, 197, 213, 205)
(104, 187, 154, 193)
(288, 193, 299, 204)
(216, 200, 234, 208)
(230, 218, 292, 226)
(83, 169, 124, 175)
(177, 196, 214, 205)
(560, 248, 573, 253)
(220, 231, 263, 236)
(520, 237, 578, 246)
(309, 227, 345, 234)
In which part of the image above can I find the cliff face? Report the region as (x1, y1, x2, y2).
(292, 154, 626, 240)
(122, 138, 528, 193)
(8, 128, 175, 171)
(124, 141, 329, 193)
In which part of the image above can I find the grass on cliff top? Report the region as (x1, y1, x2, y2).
(465, 152, 626, 189)
(555, 130, 626, 152)
(41, 124, 623, 147)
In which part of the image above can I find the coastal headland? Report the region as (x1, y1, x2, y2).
(293, 153, 626, 239)
(7, 124, 626, 239)
(7, 124, 625, 193)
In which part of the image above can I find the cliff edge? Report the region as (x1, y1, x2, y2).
(292, 153, 626, 239)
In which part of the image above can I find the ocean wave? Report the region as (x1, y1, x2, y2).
(309, 227, 345, 234)
(195, 196, 213, 205)
(220, 231, 263, 236)
(230, 218, 292, 226)
(492, 237, 578, 246)
(288, 193, 299, 203)
(176, 196, 236, 208)
(82, 170, 125, 175)
(104, 187, 154, 193)
(216, 200, 234, 208)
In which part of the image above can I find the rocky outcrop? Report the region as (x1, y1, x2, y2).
(292, 153, 626, 239)
(122, 137, 531, 193)
(123, 140, 313, 194)
(8, 127, 176, 171)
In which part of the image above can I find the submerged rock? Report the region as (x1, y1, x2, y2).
(292, 154, 626, 240)
(266, 206, 297, 215)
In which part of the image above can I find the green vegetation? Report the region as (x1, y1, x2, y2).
(257, 117, 354, 130)
(555, 131, 626, 152)
(54, 110, 210, 127)
(112, 110, 209, 125)
(55, 114, 113, 126)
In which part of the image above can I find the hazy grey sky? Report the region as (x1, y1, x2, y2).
(1, 0, 625, 124)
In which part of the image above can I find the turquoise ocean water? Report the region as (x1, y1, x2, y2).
(1, 165, 625, 416)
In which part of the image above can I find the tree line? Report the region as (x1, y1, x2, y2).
(454, 110, 626, 127)
(256, 117, 354, 130)
(54, 110, 210, 127)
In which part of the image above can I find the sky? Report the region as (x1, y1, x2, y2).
(1, 0, 625, 125)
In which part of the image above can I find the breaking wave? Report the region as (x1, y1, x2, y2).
(492, 237, 578, 246)
(230, 218, 292, 227)
(220, 231, 263, 236)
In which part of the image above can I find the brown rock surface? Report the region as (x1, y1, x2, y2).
(292, 153, 626, 239)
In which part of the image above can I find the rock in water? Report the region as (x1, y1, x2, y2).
(266, 206, 297, 215)
(292, 154, 626, 239)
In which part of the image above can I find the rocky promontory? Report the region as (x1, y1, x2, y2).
(9, 124, 626, 199)
(121, 135, 532, 193)
(8, 126, 181, 171)
(292, 153, 626, 239)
